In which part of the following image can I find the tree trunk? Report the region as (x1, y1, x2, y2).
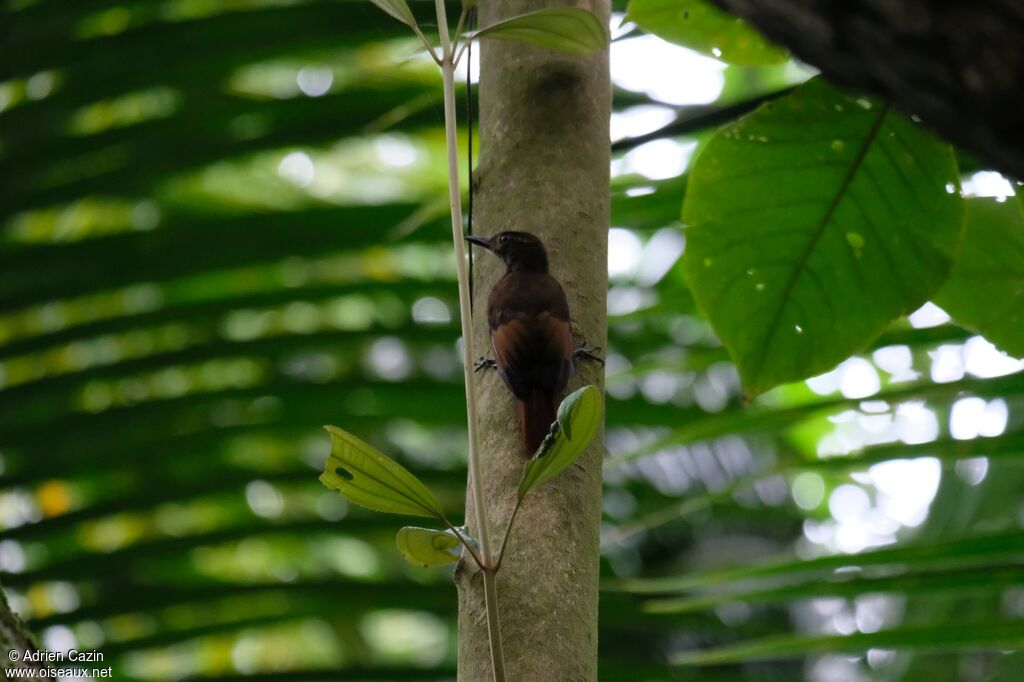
(1, 582, 46, 674)
(709, 0, 1024, 179)
(454, 0, 611, 680)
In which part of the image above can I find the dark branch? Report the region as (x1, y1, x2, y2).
(709, 0, 1024, 179)
(611, 87, 795, 152)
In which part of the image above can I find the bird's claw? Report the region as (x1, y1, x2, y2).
(474, 356, 497, 372)
(574, 345, 604, 366)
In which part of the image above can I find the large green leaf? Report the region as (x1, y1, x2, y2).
(627, 0, 787, 65)
(395, 526, 460, 568)
(935, 198, 1024, 356)
(319, 425, 446, 519)
(672, 621, 1024, 665)
(518, 385, 603, 497)
(683, 76, 964, 396)
(473, 8, 609, 55)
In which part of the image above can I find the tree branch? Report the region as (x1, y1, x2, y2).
(709, 0, 1024, 179)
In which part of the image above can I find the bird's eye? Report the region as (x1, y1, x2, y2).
(499, 235, 509, 244)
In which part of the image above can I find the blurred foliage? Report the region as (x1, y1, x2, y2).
(1, 1, 1022, 681)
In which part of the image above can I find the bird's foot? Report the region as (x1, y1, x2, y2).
(574, 345, 604, 366)
(474, 356, 497, 373)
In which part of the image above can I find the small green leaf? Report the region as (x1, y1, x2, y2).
(683, 76, 964, 396)
(369, 0, 416, 27)
(472, 8, 609, 55)
(518, 385, 602, 498)
(627, 0, 787, 66)
(935, 197, 1024, 357)
(319, 425, 445, 519)
(556, 385, 587, 440)
(395, 526, 460, 568)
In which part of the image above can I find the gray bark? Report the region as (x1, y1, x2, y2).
(454, 0, 611, 680)
(710, 0, 1024, 179)
(1, 581, 46, 673)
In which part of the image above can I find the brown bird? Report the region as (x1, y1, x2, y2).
(466, 231, 599, 456)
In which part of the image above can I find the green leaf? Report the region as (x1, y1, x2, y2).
(518, 385, 602, 497)
(473, 8, 609, 55)
(611, 529, 1024, 594)
(671, 621, 1024, 665)
(369, 0, 417, 26)
(395, 526, 461, 568)
(319, 425, 446, 519)
(683, 76, 964, 396)
(627, 0, 787, 66)
(935, 198, 1024, 356)
(645, 563, 1024, 614)
(556, 383, 590, 440)
(607, 371, 1024, 467)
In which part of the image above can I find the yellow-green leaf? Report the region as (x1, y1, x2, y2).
(319, 425, 445, 519)
(396, 526, 460, 568)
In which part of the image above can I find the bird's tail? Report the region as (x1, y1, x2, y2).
(519, 391, 557, 457)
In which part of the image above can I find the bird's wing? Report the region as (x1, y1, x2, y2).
(487, 271, 575, 399)
(490, 310, 573, 401)
(490, 315, 531, 400)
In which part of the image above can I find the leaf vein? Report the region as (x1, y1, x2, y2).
(746, 104, 891, 388)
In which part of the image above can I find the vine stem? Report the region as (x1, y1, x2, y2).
(495, 495, 524, 570)
(433, 2, 507, 681)
(443, 518, 485, 572)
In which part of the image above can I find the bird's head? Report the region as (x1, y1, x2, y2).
(465, 231, 549, 273)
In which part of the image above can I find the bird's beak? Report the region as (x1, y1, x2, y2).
(464, 235, 492, 250)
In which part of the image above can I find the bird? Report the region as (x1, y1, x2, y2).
(465, 231, 599, 456)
